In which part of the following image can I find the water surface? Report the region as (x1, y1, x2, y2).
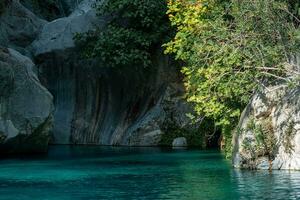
(0, 146, 299, 200)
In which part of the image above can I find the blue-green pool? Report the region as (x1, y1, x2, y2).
(0, 146, 299, 200)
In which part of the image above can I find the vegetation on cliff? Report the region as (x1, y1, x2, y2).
(164, 0, 300, 156)
(75, 0, 300, 152)
(75, 0, 173, 68)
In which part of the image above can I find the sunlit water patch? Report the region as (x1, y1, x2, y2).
(0, 146, 300, 200)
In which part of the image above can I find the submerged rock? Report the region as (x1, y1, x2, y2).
(0, 47, 54, 154)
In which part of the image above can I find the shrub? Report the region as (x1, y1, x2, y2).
(243, 116, 278, 169)
(75, 0, 173, 68)
(164, 0, 300, 153)
(283, 119, 296, 154)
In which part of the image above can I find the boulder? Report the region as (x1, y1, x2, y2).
(31, 0, 102, 56)
(172, 137, 188, 147)
(0, 47, 54, 154)
(0, 0, 46, 55)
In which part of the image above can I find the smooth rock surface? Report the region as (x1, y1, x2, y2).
(172, 137, 188, 147)
(0, 0, 46, 55)
(0, 47, 54, 153)
(31, 0, 102, 56)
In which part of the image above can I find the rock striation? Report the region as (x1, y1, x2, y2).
(0, 0, 199, 153)
(31, 0, 197, 146)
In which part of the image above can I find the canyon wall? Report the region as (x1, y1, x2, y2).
(0, 0, 197, 150)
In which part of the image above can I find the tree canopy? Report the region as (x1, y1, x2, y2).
(164, 0, 300, 155)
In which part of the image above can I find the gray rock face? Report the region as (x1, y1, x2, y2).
(172, 137, 188, 147)
(31, 0, 101, 56)
(0, 47, 54, 154)
(0, 0, 46, 55)
(233, 85, 300, 170)
(37, 50, 194, 146)
(60, 0, 84, 15)
(30, 0, 198, 147)
(126, 82, 196, 146)
(0, 0, 195, 151)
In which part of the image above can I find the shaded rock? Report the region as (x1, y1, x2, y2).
(0, 120, 18, 140)
(20, 0, 84, 20)
(38, 51, 172, 146)
(129, 130, 163, 147)
(126, 106, 166, 146)
(62, 0, 84, 14)
(172, 137, 188, 147)
(0, 47, 54, 154)
(0, 0, 46, 55)
(0, 62, 14, 98)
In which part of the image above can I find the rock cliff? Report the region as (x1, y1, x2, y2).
(233, 76, 300, 170)
(0, 0, 199, 149)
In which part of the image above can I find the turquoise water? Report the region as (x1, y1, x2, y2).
(0, 146, 300, 200)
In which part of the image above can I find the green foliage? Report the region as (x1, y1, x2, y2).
(244, 117, 277, 162)
(258, 118, 277, 160)
(222, 126, 233, 158)
(75, 0, 172, 68)
(283, 119, 296, 154)
(164, 0, 300, 153)
(287, 0, 300, 23)
(241, 137, 257, 162)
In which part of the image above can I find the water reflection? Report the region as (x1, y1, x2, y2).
(233, 169, 300, 199)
